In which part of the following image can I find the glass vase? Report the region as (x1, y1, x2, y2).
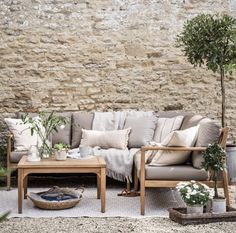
(39, 139, 52, 159)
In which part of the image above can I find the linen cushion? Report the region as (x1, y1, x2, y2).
(51, 112, 72, 147)
(71, 112, 94, 148)
(180, 114, 204, 130)
(4, 118, 39, 151)
(80, 128, 131, 149)
(153, 116, 184, 143)
(150, 125, 199, 166)
(144, 165, 209, 180)
(192, 118, 221, 169)
(10, 150, 28, 163)
(124, 115, 157, 148)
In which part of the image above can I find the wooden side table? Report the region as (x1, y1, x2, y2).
(17, 156, 106, 213)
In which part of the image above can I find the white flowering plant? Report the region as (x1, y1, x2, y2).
(176, 181, 213, 206)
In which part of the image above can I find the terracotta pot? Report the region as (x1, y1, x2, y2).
(186, 204, 203, 214)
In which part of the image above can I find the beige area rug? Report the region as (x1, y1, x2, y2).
(0, 187, 184, 218)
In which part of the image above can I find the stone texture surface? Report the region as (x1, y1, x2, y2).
(0, 0, 235, 144)
(1, 217, 236, 233)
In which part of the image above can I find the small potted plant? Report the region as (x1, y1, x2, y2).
(202, 143, 226, 213)
(176, 181, 213, 214)
(54, 143, 69, 161)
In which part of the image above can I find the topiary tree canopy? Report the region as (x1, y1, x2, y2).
(176, 14, 236, 127)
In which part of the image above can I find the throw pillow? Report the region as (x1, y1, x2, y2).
(4, 118, 39, 151)
(123, 115, 157, 148)
(153, 116, 184, 143)
(80, 128, 131, 150)
(192, 119, 221, 169)
(150, 125, 199, 166)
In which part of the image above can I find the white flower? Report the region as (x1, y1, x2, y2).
(191, 190, 197, 195)
(193, 184, 199, 189)
(60, 124, 65, 130)
(190, 180, 196, 183)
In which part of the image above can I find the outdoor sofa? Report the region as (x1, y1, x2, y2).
(5, 111, 229, 215)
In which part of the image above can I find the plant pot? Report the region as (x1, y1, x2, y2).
(226, 144, 236, 184)
(186, 204, 203, 214)
(55, 150, 67, 161)
(212, 198, 226, 213)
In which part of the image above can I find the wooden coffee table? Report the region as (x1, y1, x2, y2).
(17, 156, 106, 214)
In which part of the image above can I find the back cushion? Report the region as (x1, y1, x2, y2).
(71, 112, 94, 148)
(52, 112, 72, 146)
(153, 116, 184, 143)
(124, 114, 157, 148)
(180, 114, 204, 130)
(192, 118, 221, 169)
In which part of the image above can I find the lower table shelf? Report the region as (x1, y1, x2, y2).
(168, 207, 236, 225)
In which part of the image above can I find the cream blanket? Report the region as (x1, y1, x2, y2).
(92, 111, 139, 182)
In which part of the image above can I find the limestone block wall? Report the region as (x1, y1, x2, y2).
(0, 0, 236, 148)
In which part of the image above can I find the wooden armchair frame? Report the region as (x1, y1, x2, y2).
(134, 127, 229, 215)
(6, 133, 15, 190)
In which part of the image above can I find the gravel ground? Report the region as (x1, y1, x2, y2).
(1, 176, 236, 233)
(1, 217, 236, 233)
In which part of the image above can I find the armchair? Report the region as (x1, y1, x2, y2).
(134, 127, 229, 215)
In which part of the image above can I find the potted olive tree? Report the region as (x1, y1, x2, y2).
(176, 13, 236, 183)
(54, 143, 69, 161)
(202, 143, 226, 213)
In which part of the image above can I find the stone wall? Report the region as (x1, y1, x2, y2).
(0, 0, 236, 148)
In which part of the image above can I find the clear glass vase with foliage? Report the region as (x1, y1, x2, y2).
(21, 112, 67, 159)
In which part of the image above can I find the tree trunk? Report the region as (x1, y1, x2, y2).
(220, 67, 225, 128)
(214, 170, 219, 198)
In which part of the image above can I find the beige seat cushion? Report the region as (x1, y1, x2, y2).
(10, 150, 28, 163)
(150, 125, 199, 166)
(145, 165, 209, 180)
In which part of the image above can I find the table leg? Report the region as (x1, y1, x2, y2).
(97, 174, 101, 199)
(18, 169, 23, 214)
(100, 168, 106, 213)
(23, 175, 28, 199)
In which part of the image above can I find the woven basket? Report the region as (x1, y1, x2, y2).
(28, 187, 83, 210)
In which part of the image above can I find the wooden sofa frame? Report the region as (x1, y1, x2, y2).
(134, 127, 230, 215)
(6, 134, 15, 190)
